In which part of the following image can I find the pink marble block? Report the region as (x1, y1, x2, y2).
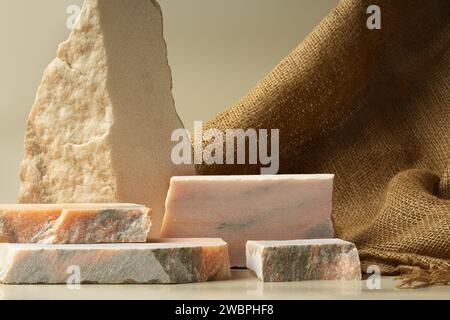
(160, 175, 335, 267)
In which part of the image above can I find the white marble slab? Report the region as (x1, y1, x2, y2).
(0, 203, 151, 243)
(0, 239, 231, 284)
(161, 174, 335, 266)
(247, 239, 361, 282)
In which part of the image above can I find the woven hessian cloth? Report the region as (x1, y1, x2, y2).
(198, 0, 450, 286)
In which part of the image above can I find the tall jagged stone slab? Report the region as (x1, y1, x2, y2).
(18, 0, 195, 237)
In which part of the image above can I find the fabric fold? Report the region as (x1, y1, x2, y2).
(199, 0, 450, 286)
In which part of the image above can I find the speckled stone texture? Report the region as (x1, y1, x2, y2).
(0, 204, 151, 243)
(0, 239, 231, 284)
(161, 175, 335, 267)
(247, 239, 361, 282)
(18, 0, 195, 238)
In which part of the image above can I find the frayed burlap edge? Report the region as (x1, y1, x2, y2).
(396, 265, 450, 289)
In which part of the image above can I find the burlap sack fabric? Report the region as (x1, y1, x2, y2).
(199, 0, 450, 286)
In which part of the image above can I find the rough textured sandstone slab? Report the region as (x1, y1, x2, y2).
(18, 0, 195, 238)
(161, 175, 334, 267)
(0, 239, 230, 284)
(247, 239, 361, 282)
(0, 204, 150, 244)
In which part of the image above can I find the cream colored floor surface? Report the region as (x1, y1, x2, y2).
(0, 270, 448, 300)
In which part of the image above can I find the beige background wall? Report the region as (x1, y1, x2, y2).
(0, 0, 337, 202)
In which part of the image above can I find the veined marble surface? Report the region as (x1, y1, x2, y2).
(0, 204, 150, 243)
(161, 174, 335, 267)
(0, 239, 230, 284)
(247, 239, 361, 282)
